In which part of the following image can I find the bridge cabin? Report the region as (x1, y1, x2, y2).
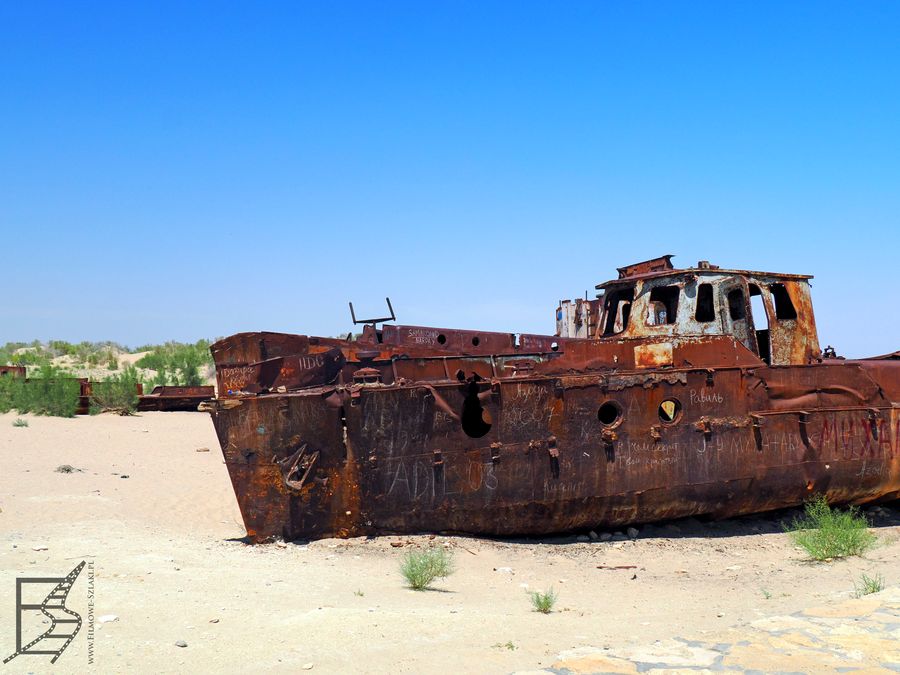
(557, 255, 821, 366)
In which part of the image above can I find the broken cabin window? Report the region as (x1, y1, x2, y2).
(769, 283, 798, 320)
(602, 287, 635, 335)
(727, 288, 746, 320)
(646, 285, 679, 326)
(695, 283, 715, 322)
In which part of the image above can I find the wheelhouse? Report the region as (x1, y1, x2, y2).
(557, 255, 821, 366)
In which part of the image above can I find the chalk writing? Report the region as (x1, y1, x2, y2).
(221, 366, 256, 392)
(407, 328, 440, 345)
(689, 388, 724, 405)
(384, 457, 498, 501)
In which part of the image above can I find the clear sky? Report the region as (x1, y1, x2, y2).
(2, 2, 898, 356)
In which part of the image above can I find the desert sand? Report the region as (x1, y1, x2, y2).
(1, 411, 898, 673)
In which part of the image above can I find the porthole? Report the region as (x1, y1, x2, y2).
(437, 334, 447, 345)
(471, 336, 480, 346)
(597, 401, 623, 427)
(550, 341, 559, 352)
(658, 398, 682, 424)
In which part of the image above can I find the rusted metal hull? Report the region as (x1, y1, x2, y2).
(137, 385, 214, 412)
(206, 328, 900, 542)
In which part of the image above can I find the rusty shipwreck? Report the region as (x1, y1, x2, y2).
(204, 256, 900, 542)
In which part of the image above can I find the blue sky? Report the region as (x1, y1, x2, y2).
(2, 2, 898, 356)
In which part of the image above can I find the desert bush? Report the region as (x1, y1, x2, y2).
(854, 573, 884, 597)
(136, 340, 212, 386)
(12, 418, 28, 427)
(90, 365, 142, 414)
(786, 496, 876, 560)
(0, 365, 80, 417)
(400, 547, 455, 590)
(0, 376, 15, 413)
(529, 587, 558, 614)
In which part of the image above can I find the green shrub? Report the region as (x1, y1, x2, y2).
(854, 573, 884, 597)
(90, 365, 141, 415)
(0, 365, 80, 417)
(136, 340, 211, 386)
(12, 418, 28, 427)
(492, 641, 517, 651)
(529, 587, 558, 614)
(786, 496, 876, 561)
(400, 547, 454, 590)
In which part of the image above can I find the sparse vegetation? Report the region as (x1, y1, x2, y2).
(0, 338, 215, 417)
(491, 641, 517, 651)
(400, 547, 455, 590)
(0, 340, 129, 373)
(786, 496, 876, 561)
(90, 365, 142, 415)
(854, 573, 884, 597)
(353, 589, 365, 597)
(529, 587, 558, 614)
(761, 588, 772, 600)
(12, 418, 28, 427)
(0, 365, 81, 417)
(136, 340, 212, 387)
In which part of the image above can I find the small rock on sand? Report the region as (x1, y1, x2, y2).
(196, 447, 210, 453)
(55, 465, 82, 474)
(175, 640, 188, 648)
(627, 527, 640, 539)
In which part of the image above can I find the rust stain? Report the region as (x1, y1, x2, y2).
(634, 342, 673, 368)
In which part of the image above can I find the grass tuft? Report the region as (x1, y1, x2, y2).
(12, 417, 28, 427)
(854, 573, 884, 597)
(786, 496, 876, 561)
(400, 547, 454, 590)
(529, 587, 558, 614)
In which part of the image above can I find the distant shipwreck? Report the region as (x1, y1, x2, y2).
(203, 255, 900, 542)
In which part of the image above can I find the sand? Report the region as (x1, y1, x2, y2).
(1, 411, 898, 673)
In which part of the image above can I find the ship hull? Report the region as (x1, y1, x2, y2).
(207, 358, 900, 542)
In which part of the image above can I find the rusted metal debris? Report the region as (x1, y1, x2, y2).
(136, 385, 214, 412)
(0, 366, 26, 378)
(204, 256, 900, 542)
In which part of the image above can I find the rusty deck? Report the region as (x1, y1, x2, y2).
(204, 257, 900, 542)
(137, 385, 214, 412)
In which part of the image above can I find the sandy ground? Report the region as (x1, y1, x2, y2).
(1, 411, 898, 674)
